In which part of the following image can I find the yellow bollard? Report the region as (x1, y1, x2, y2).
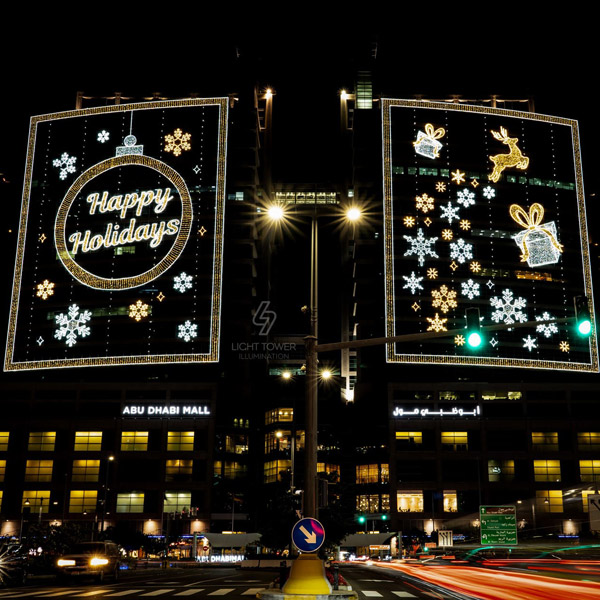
(282, 554, 332, 595)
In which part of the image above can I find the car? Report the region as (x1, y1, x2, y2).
(0, 544, 28, 587)
(56, 541, 120, 583)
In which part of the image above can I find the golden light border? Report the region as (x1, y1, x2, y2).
(55, 154, 192, 290)
(381, 98, 598, 372)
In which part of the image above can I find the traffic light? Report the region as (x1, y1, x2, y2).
(574, 296, 592, 336)
(357, 515, 366, 524)
(465, 308, 483, 348)
(381, 514, 388, 521)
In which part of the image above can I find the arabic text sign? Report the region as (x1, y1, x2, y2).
(393, 405, 481, 418)
(291, 518, 325, 553)
(480, 506, 518, 545)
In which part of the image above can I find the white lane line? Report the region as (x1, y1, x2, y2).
(0, 592, 60, 598)
(105, 592, 145, 597)
(74, 591, 112, 597)
(208, 589, 235, 596)
(36, 592, 85, 597)
(140, 591, 176, 597)
(362, 592, 383, 597)
(174, 591, 205, 597)
(392, 593, 417, 598)
(241, 589, 266, 596)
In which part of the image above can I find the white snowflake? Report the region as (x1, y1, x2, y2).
(461, 279, 481, 299)
(97, 130, 110, 143)
(52, 152, 77, 180)
(536, 312, 559, 338)
(449, 238, 474, 263)
(490, 289, 528, 325)
(404, 228, 438, 267)
(54, 304, 92, 347)
(482, 186, 496, 199)
(523, 335, 537, 351)
(174, 272, 193, 293)
(178, 320, 197, 342)
(457, 189, 476, 208)
(402, 271, 424, 295)
(439, 201, 461, 224)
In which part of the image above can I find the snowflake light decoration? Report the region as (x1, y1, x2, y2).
(559, 341, 570, 352)
(36, 279, 55, 300)
(178, 320, 197, 342)
(449, 238, 474, 263)
(440, 201, 461, 224)
(459, 219, 471, 231)
(403, 216, 416, 227)
(415, 193, 435, 213)
(174, 272, 193, 293)
(427, 313, 448, 332)
(482, 186, 496, 199)
(457, 189, 476, 208)
(523, 335, 537, 351)
(535, 312, 559, 338)
(431, 285, 458, 313)
(436, 182, 447, 193)
(52, 152, 77, 180)
(470, 261, 481, 273)
(404, 228, 438, 267)
(129, 300, 149, 322)
(451, 169, 465, 184)
(461, 279, 481, 300)
(490, 289, 527, 325)
(54, 304, 92, 347)
(165, 128, 192, 157)
(455, 335, 466, 346)
(427, 268, 438, 279)
(442, 229, 453, 241)
(97, 130, 110, 143)
(402, 272, 424, 295)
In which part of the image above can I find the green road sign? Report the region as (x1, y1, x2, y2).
(480, 505, 518, 545)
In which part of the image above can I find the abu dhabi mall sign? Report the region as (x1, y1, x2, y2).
(5, 98, 228, 370)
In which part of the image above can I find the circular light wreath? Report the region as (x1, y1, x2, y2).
(55, 154, 193, 290)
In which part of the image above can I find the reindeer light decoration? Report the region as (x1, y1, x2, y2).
(489, 127, 529, 182)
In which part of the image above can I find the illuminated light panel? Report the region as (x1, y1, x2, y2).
(489, 127, 529, 182)
(164, 128, 192, 157)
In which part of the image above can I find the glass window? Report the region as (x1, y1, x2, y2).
(395, 431, 423, 446)
(578, 432, 600, 451)
(441, 432, 468, 451)
(121, 431, 149, 451)
(356, 494, 380, 513)
(536, 490, 563, 513)
(28, 432, 56, 451)
(264, 460, 291, 483)
(22, 491, 51, 513)
(317, 463, 339, 476)
(265, 408, 293, 425)
(0, 460, 5, 482)
(116, 492, 144, 513)
(443, 491, 458, 512)
(226, 434, 248, 454)
(534, 460, 561, 482)
(167, 432, 194, 452)
(74, 432, 102, 452)
(0, 432, 9, 452)
(224, 462, 247, 479)
(580, 460, 600, 482)
(72, 460, 100, 482)
(164, 492, 191, 512)
(69, 490, 98, 513)
(356, 464, 388, 484)
(265, 431, 291, 453)
(25, 460, 53, 482)
(397, 491, 424, 512)
(488, 460, 515, 482)
(165, 459, 193, 482)
(531, 432, 558, 451)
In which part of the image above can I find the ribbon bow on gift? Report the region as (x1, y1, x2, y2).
(509, 203, 563, 262)
(423, 123, 445, 140)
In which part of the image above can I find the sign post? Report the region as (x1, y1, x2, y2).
(438, 530, 453, 547)
(291, 517, 325, 553)
(480, 506, 518, 545)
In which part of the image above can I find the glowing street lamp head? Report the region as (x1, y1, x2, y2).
(282, 370, 292, 380)
(267, 204, 285, 221)
(346, 207, 362, 222)
(321, 369, 332, 380)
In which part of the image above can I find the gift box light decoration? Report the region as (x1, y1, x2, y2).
(413, 123, 446, 159)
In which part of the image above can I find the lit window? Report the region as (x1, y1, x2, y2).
(265, 408, 293, 425)
(356, 464, 389, 484)
(28, 432, 56, 452)
(534, 460, 561, 482)
(265, 431, 291, 453)
(22, 491, 51, 513)
(0, 460, 5, 482)
(488, 460, 515, 482)
(25, 460, 53, 482)
(166, 459, 193, 482)
(578, 432, 600, 451)
(72, 460, 100, 482)
(74, 432, 102, 452)
(395, 431, 423, 446)
(397, 491, 424, 512)
(356, 494, 380, 513)
(0, 432, 9, 452)
(536, 490, 563, 513)
(69, 490, 98, 513)
(0, 490, 2, 511)
(441, 432, 468, 451)
(224, 462, 247, 479)
(121, 431, 149, 451)
(167, 432, 194, 452)
(582, 490, 597, 513)
(263, 460, 291, 483)
(164, 491, 191, 512)
(580, 460, 600, 482)
(443, 491, 458, 512)
(317, 463, 339, 476)
(116, 492, 145, 513)
(226, 434, 248, 454)
(531, 432, 558, 451)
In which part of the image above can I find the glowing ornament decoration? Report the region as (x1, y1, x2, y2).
(165, 128, 192, 157)
(36, 280, 55, 300)
(440, 201, 460, 224)
(54, 304, 92, 347)
(442, 229, 453, 241)
(415, 193, 435, 213)
(523, 335, 537, 351)
(404, 228, 438, 266)
(451, 170, 465, 184)
(470, 262, 481, 273)
(490, 338, 498, 347)
(460, 220, 471, 231)
(536, 312, 559, 338)
(560, 341, 570, 352)
(426, 313, 448, 332)
(486, 280, 495, 289)
(449, 261, 459, 272)
(412, 302, 421, 312)
(510, 203, 563, 268)
(178, 320, 197, 342)
(482, 186, 496, 199)
(198, 226, 207, 236)
(174, 272, 193, 293)
(402, 272, 424, 295)
(38, 233, 47, 243)
(455, 335, 466, 346)
(403, 216, 416, 227)
(431, 285, 458, 313)
(193, 165, 201, 174)
(490, 289, 527, 325)
(36, 336, 44, 346)
(427, 268, 438, 279)
(413, 123, 446, 159)
(157, 292, 165, 302)
(457, 189, 475, 207)
(489, 127, 529, 182)
(97, 130, 110, 143)
(52, 152, 77, 180)
(423, 217, 432, 227)
(129, 300, 149, 322)
(436, 182, 447, 193)
(470, 178, 480, 188)
(461, 279, 480, 300)
(449, 238, 474, 263)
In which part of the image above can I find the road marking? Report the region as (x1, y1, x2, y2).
(362, 592, 383, 597)
(392, 593, 417, 598)
(0, 593, 61, 599)
(36, 592, 85, 597)
(140, 591, 176, 597)
(105, 592, 145, 597)
(74, 592, 112, 597)
(208, 589, 235, 596)
(241, 589, 266, 595)
(174, 591, 205, 597)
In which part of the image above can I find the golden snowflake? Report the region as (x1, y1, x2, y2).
(129, 299, 149, 322)
(455, 334, 466, 346)
(411, 302, 421, 312)
(415, 193, 435, 213)
(431, 285, 458, 313)
(450, 261, 459, 271)
(423, 217, 432, 227)
(451, 169, 466, 184)
(441, 229, 453, 241)
(36, 279, 55, 300)
(470, 261, 481, 273)
(427, 268, 438, 279)
(403, 216, 416, 227)
(436, 181, 447, 193)
(459, 219, 471, 231)
(470, 178, 480, 188)
(164, 128, 192, 157)
(427, 312, 448, 332)
(559, 341, 570, 352)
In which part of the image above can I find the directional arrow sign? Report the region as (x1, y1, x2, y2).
(292, 517, 325, 552)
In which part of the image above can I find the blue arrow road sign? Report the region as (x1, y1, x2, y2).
(291, 517, 325, 552)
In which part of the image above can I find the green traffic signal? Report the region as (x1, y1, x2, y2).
(357, 515, 366, 524)
(465, 308, 483, 348)
(381, 514, 388, 521)
(574, 296, 592, 337)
